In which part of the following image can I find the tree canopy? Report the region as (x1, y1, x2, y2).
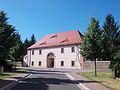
(81, 17, 102, 76)
(0, 11, 20, 72)
(81, 14, 120, 78)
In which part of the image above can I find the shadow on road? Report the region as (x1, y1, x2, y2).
(0, 79, 15, 88)
(10, 73, 97, 90)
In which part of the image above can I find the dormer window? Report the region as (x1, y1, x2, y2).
(50, 34, 57, 39)
(39, 42, 46, 46)
(60, 38, 68, 43)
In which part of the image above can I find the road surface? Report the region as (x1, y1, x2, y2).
(10, 69, 81, 90)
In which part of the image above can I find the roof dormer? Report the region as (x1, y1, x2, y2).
(60, 38, 69, 43)
(39, 42, 46, 46)
(50, 33, 57, 39)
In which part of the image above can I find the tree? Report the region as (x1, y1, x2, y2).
(112, 50, 120, 78)
(0, 11, 19, 73)
(30, 34, 36, 46)
(102, 14, 120, 79)
(14, 36, 24, 62)
(81, 17, 102, 76)
(23, 34, 36, 55)
(103, 14, 119, 61)
(24, 38, 30, 55)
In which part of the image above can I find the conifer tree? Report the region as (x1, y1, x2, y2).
(30, 34, 36, 46)
(0, 11, 19, 73)
(103, 14, 120, 79)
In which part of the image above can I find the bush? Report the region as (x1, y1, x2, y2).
(4, 60, 13, 72)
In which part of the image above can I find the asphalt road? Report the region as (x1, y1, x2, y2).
(10, 70, 81, 90)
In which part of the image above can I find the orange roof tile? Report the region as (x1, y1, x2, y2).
(28, 30, 83, 49)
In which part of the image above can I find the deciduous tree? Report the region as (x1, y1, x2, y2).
(81, 17, 102, 76)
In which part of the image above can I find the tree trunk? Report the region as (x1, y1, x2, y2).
(0, 66, 3, 74)
(114, 68, 117, 79)
(94, 59, 97, 76)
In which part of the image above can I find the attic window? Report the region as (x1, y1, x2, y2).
(60, 38, 69, 43)
(50, 34, 57, 39)
(39, 42, 46, 45)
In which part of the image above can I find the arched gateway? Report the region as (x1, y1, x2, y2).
(47, 53, 55, 68)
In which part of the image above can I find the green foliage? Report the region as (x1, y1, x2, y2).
(110, 50, 120, 78)
(81, 17, 102, 60)
(81, 17, 102, 76)
(4, 60, 13, 72)
(0, 11, 20, 71)
(102, 14, 119, 61)
(81, 15, 120, 78)
(30, 34, 36, 45)
(23, 34, 36, 55)
(102, 14, 120, 79)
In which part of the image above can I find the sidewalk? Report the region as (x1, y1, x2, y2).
(68, 72, 109, 90)
(0, 73, 29, 90)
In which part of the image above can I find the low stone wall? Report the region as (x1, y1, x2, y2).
(83, 61, 110, 69)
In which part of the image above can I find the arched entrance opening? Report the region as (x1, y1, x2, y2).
(47, 53, 55, 68)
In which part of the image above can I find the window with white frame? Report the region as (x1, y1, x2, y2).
(71, 47, 75, 53)
(39, 50, 42, 55)
(32, 61, 34, 66)
(71, 61, 75, 67)
(61, 61, 64, 66)
(32, 50, 34, 55)
(61, 48, 64, 53)
(39, 61, 41, 66)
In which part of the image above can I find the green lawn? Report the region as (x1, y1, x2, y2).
(79, 72, 120, 90)
(0, 72, 15, 80)
(0, 68, 27, 80)
(15, 68, 27, 73)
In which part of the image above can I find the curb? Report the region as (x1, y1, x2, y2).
(65, 73, 90, 90)
(0, 73, 31, 90)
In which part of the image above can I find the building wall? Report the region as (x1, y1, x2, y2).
(25, 45, 83, 68)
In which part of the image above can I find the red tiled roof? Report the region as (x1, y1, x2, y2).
(28, 30, 83, 49)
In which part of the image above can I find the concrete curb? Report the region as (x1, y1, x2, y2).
(65, 73, 90, 90)
(0, 73, 31, 90)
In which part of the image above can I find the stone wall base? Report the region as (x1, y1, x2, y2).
(83, 61, 110, 69)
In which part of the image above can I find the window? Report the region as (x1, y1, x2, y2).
(39, 42, 46, 46)
(61, 61, 64, 66)
(71, 47, 75, 53)
(61, 48, 64, 53)
(39, 61, 41, 66)
(71, 61, 75, 67)
(50, 34, 57, 39)
(32, 61, 34, 66)
(32, 50, 34, 55)
(39, 50, 42, 55)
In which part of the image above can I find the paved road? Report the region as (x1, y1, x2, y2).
(10, 70, 81, 90)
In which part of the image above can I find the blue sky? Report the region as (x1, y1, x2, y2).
(0, 0, 120, 41)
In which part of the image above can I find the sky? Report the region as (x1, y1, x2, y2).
(0, 0, 120, 41)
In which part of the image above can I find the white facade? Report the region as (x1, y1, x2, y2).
(24, 45, 83, 69)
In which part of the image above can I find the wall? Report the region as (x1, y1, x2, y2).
(26, 45, 83, 68)
(83, 61, 110, 69)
